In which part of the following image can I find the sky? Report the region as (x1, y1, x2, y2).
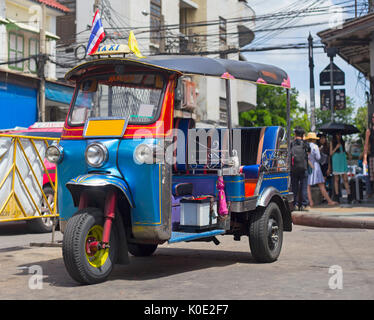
(243, 0, 368, 115)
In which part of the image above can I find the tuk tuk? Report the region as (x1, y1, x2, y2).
(46, 44, 294, 284)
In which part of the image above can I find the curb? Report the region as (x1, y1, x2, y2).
(291, 212, 374, 230)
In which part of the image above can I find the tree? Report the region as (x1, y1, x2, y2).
(315, 96, 355, 128)
(239, 85, 310, 132)
(354, 105, 368, 142)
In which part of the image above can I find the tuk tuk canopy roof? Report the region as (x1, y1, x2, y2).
(65, 55, 291, 88)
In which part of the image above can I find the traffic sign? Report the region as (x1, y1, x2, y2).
(319, 63, 345, 86)
(320, 89, 346, 111)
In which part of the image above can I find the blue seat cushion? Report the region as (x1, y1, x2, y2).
(241, 164, 260, 179)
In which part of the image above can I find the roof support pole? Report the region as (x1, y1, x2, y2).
(225, 78, 233, 158)
(286, 88, 291, 168)
(368, 33, 374, 125)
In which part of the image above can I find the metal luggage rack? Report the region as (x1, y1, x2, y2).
(261, 149, 289, 173)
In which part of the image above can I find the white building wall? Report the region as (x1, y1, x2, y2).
(199, 0, 256, 127)
(0, 1, 63, 80)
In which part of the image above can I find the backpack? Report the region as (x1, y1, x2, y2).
(291, 139, 308, 174)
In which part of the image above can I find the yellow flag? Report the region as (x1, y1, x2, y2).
(128, 31, 145, 58)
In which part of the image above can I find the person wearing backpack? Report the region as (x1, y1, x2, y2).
(290, 127, 310, 211)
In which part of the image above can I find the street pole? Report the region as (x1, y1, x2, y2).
(38, 3, 46, 122)
(225, 79, 233, 158)
(326, 47, 337, 123)
(308, 33, 316, 131)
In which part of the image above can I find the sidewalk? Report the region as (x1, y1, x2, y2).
(291, 198, 374, 230)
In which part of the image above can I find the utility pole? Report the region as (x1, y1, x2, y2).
(308, 33, 316, 131)
(326, 47, 338, 123)
(38, 3, 46, 122)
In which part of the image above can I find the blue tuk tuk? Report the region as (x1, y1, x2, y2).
(46, 45, 294, 284)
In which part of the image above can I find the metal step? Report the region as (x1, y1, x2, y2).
(168, 229, 225, 244)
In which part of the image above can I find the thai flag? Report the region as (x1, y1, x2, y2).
(86, 9, 105, 55)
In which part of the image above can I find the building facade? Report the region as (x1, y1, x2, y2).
(0, 0, 71, 129)
(56, 0, 256, 127)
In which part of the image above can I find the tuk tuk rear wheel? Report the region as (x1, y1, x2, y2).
(62, 208, 118, 285)
(128, 243, 158, 257)
(249, 202, 283, 263)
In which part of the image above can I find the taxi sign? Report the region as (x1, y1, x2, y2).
(93, 44, 131, 56)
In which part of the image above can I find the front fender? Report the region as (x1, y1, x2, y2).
(66, 174, 134, 208)
(256, 186, 292, 232)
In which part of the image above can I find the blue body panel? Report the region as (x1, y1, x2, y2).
(67, 174, 134, 207)
(172, 174, 246, 202)
(117, 139, 164, 226)
(259, 172, 289, 195)
(168, 230, 225, 244)
(58, 138, 163, 226)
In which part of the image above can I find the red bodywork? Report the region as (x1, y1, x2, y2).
(61, 66, 176, 141)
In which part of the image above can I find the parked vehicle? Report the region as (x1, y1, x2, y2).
(47, 45, 294, 284)
(2, 122, 62, 232)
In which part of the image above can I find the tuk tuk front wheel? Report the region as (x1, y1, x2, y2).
(62, 208, 118, 285)
(128, 243, 158, 257)
(249, 202, 283, 263)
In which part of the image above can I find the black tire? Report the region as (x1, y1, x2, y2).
(249, 202, 283, 263)
(128, 243, 158, 257)
(27, 186, 56, 233)
(62, 208, 118, 285)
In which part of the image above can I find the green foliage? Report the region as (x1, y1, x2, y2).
(239, 84, 310, 132)
(315, 96, 355, 128)
(354, 105, 368, 142)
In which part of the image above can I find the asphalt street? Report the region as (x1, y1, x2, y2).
(0, 221, 373, 300)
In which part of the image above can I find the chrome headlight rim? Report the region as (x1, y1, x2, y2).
(134, 143, 163, 165)
(85, 142, 108, 168)
(134, 143, 153, 165)
(46, 144, 64, 164)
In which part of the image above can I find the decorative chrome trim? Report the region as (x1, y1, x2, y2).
(230, 196, 258, 213)
(46, 144, 64, 164)
(84, 142, 108, 168)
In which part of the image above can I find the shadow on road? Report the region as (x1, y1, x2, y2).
(16, 246, 257, 287)
(0, 222, 30, 236)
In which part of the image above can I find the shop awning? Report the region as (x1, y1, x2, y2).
(317, 13, 374, 77)
(45, 82, 74, 105)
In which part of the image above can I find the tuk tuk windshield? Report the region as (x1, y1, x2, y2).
(68, 72, 165, 126)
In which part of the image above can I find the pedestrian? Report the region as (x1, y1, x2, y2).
(330, 132, 352, 203)
(317, 133, 331, 179)
(290, 126, 310, 211)
(363, 112, 374, 197)
(305, 132, 337, 207)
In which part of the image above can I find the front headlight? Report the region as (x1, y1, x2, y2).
(85, 142, 108, 168)
(134, 144, 163, 164)
(134, 144, 153, 164)
(46, 144, 64, 164)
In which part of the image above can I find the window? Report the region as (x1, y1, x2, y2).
(69, 73, 165, 126)
(150, 0, 162, 46)
(219, 16, 227, 59)
(8, 33, 24, 71)
(29, 39, 39, 73)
